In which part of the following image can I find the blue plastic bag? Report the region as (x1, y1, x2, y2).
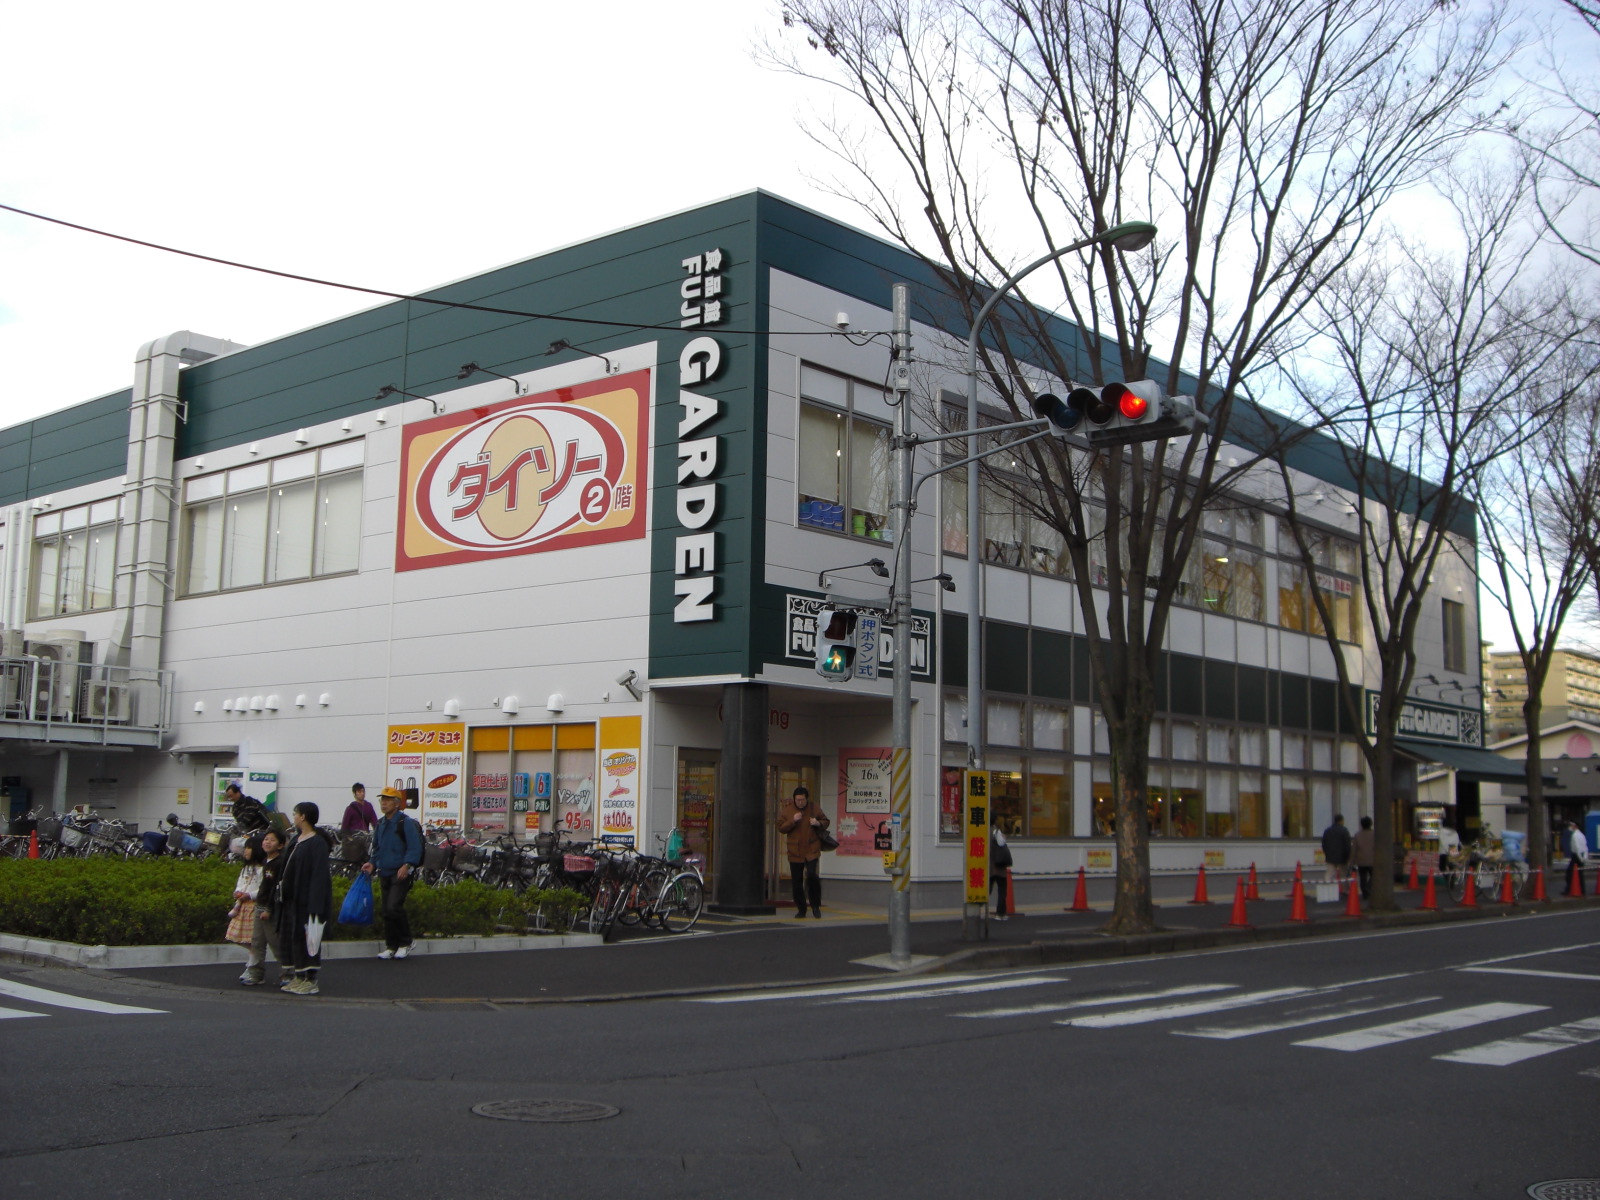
(338, 872, 374, 925)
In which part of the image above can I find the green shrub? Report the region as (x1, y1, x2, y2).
(0, 857, 589, 946)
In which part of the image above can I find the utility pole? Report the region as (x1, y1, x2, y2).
(888, 282, 914, 966)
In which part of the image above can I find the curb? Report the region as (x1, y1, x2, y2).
(927, 895, 1600, 974)
(0, 930, 603, 970)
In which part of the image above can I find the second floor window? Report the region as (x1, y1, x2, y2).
(32, 499, 120, 619)
(796, 366, 893, 541)
(180, 442, 364, 597)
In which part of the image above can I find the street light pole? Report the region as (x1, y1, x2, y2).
(962, 222, 1156, 940)
(888, 283, 915, 965)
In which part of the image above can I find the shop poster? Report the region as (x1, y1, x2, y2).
(597, 717, 642, 847)
(386, 724, 466, 828)
(964, 770, 990, 904)
(834, 747, 893, 857)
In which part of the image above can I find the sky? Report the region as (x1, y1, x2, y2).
(0, 0, 1586, 655)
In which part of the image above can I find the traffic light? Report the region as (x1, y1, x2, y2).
(1033, 381, 1206, 446)
(814, 608, 858, 680)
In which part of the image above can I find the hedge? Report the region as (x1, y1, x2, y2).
(0, 857, 589, 946)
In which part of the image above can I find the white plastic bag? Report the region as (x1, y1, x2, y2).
(304, 917, 325, 957)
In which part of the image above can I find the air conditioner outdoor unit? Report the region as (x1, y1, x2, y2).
(25, 640, 80, 720)
(0, 629, 23, 658)
(80, 681, 131, 724)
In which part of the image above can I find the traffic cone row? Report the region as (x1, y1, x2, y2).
(1288, 873, 1310, 922)
(1228, 876, 1252, 928)
(1344, 871, 1362, 918)
(27, 830, 38, 859)
(1068, 866, 1092, 912)
(1569, 864, 1586, 898)
(1420, 870, 1438, 911)
(1189, 864, 1211, 905)
(1532, 867, 1548, 902)
(1406, 857, 1419, 892)
(1246, 862, 1260, 901)
(1461, 868, 1478, 908)
(1498, 866, 1517, 906)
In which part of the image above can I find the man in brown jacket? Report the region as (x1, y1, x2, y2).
(1351, 815, 1376, 901)
(778, 786, 830, 919)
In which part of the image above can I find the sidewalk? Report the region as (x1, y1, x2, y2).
(107, 880, 1600, 1004)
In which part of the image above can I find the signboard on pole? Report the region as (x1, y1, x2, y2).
(964, 770, 991, 905)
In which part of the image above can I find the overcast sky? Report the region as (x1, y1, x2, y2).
(0, 0, 838, 424)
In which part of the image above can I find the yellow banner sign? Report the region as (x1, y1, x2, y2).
(963, 770, 990, 905)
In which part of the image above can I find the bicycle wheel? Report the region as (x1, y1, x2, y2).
(586, 879, 620, 937)
(658, 873, 704, 934)
(1508, 861, 1529, 900)
(1446, 866, 1466, 902)
(1476, 862, 1499, 901)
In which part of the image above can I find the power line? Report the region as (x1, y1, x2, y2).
(0, 201, 887, 339)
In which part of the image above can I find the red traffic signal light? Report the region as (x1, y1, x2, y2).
(1104, 382, 1149, 421)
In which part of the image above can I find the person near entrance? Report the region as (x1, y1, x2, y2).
(341, 782, 377, 832)
(1321, 813, 1352, 885)
(1351, 815, 1376, 901)
(1566, 820, 1589, 895)
(778, 786, 830, 919)
(364, 787, 423, 957)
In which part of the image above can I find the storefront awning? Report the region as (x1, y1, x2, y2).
(165, 744, 239, 758)
(1395, 739, 1547, 785)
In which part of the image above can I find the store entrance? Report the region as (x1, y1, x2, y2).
(767, 754, 821, 906)
(676, 751, 719, 889)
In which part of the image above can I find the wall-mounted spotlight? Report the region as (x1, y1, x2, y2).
(546, 693, 564, 714)
(915, 573, 957, 593)
(293, 430, 309, 445)
(500, 695, 521, 716)
(443, 699, 461, 718)
(375, 384, 441, 415)
(264, 694, 280, 712)
(193, 700, 206, 714)
(545, 339, 618, 375)
(457, 362, 527, 394)
(295, 694, 308, 708)
(318, 693, 332, 707)
(819, 558, 889, 589)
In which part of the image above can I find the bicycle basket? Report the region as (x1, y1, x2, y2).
(202, 829, 228, 850)
(37, 817, 63, 842)
(336, 832, 370, 864)
(421, 842, 450, 872)
(534, 831, 562, 857)
(60, 825, 88, 849)
(563, 853, 597, 874)
(451, 843, 481, 871)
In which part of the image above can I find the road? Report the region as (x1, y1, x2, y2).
(3, 907, 1598, 1198)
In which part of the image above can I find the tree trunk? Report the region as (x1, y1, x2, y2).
(1367, 728, 1399, 913)
(1523, 695, 1548, 874)
(1106, 701, 1157, 935)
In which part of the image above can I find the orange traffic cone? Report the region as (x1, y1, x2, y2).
(1461, 868, 1478, 908)
(1068, 866, 1092, 912)
(1420, 870, 1439, 911)
(1344, 872, 1363, 917)
(1406, 857, 1419, 892)
(1531, 866, 1549, 902)
(1294, 861, 1303, 883)
(1228, 877, 1252, 928)
(27, 831, 38, 859)
(1287, 877, 1310, 922)
(1499, 866, 1517, 906)
(1189, 864, 1211, 904)
(1004, 868, 1017, 915)
(1576, 863, 1587, 898)
(1246, 863, 1260, 901)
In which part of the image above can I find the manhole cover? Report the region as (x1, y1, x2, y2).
(1529, 1182, 1600, 1199)
(470, 1099, 618, 1123)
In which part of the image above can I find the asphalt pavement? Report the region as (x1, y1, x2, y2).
(111, 874, 1600, 1003)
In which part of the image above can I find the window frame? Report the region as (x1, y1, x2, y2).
(795, 365, 894, 543)
(29, 501, 121, 620)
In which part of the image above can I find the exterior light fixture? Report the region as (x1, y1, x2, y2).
(376, 384, 441, 414)
(443, 699, 461, 718)
(545, 339, 617, 375)
(318, 693, 332, 707)
(545, 693, 564, 713)
(294, 694, 308, 708)
(501, 695, 521, 716)
(457, 362, 527, 394)
(264, 694, 280, 711)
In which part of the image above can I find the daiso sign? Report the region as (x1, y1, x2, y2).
(395, 368, 651, 571)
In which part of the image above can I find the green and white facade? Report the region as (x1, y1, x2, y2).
(0, 192, 1491, 906)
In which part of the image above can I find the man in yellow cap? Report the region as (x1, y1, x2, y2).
(362, 787, 424, 959)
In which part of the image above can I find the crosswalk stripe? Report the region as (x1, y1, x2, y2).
(1459, 967, 1600, 983)
(955, 983, 1238, 1020)
(1295, 1002, 1546, 1052)
(1176, 996, 1440, 1040)
(0, 978, 166, 1015)
(0, 1005, 47, 1020)
(1058, 987, 1313, 1029)
(1434, 1016, 1600, 1066)
(690, 972, 1001, 1004)
(819, 976, 1062, 1004)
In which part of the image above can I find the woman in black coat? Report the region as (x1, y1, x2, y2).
(275, 802, 334, 996)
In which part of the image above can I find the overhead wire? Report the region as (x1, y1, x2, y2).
(0, 201, 892, 340)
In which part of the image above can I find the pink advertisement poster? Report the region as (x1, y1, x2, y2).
(834, 747, 893, 857)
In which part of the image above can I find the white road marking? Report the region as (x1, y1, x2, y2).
(1059, 987, 1314, 1028)
(0, 978, 166, 1015)
(1434, 1016, 1600, 1066)
(690, 972, 1002, 1003)
(820, 976, 1063, 1004)
(0, 1005, 46, 1020)
(1459, 967, 1600, 982)
(1295, 1003, 1546, 1051)
(954, 983, 1238, 1019)
(1458, 940, 1600, 969)
(1176, 996, 1440, 1040)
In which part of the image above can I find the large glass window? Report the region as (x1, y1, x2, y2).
(1278, 524, 1361, 644)
(181, 443, 364, 596)
(30, 499, 120, 619)
(796, 366, 893, 541)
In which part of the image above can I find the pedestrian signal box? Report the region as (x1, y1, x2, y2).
(814, 608, 859, 680)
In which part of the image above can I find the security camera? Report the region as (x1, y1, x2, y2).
(615, 668, 644, 701)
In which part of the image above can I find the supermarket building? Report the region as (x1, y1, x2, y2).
(0, 192, 1491, 907)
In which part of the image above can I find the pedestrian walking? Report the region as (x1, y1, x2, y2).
(990, 819, 1013, 920)
(341, 782, 378, 833)
(1566, 820, 1589, 896)
(1321, 813, 1352, 885)
(364, 787, 423, 958)
(1351, 815, 1376, 901)
(778, 786, 829, 919)
(242, 829, 288, 987)
(276, 803, 333, 996)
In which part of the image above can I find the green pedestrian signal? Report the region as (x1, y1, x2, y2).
(814, 608, 859, 680)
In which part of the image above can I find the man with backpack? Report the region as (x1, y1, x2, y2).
(362, 787, 424, 959)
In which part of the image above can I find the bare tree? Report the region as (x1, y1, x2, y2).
(1273, 166, 1594, 911)
(767, 0, 1510, 932)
